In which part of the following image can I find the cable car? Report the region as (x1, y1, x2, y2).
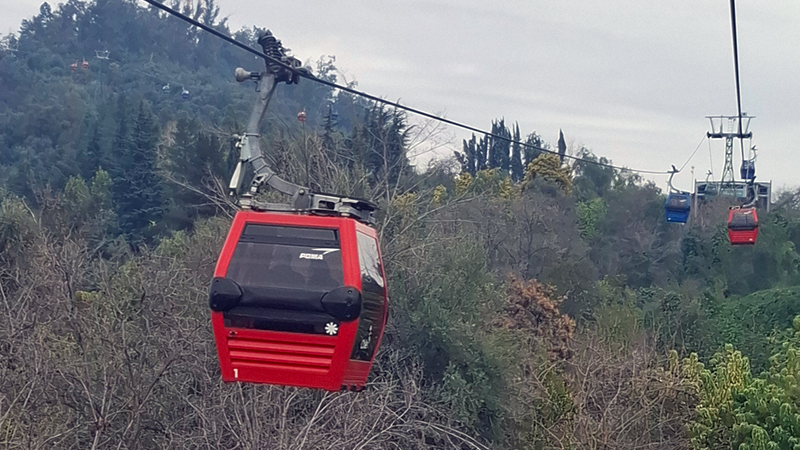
(181, 88, 189, 100)
(71, 62, 78, 71)
(82, 59, 89, 70)
(727, 207, 758, 245)
(740, 160, 755, 180)
(664, 192, 691, 223)
(162, 83, 170, 94)
(208, 210, 388, 392)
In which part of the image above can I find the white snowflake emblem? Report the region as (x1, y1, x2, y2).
(324, 322, 339, 336)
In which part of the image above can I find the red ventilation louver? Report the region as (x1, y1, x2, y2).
(208, 211, 388, 391)
(728, 207, 758, 245)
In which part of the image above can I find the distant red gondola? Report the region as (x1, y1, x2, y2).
(208, 211, 388, 392)
(728, 207, 758, 245)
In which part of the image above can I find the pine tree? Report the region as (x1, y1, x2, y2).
(80, 124, 104, 180)
(109, 93, 133, 210)
(116, 101, 164, 244)
(322, 105, 338, 159)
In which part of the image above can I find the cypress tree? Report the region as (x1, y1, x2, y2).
(487, 119, 510, 173)
(524, 132, 545, 167)
(511, 123, 523, 182)
(460, 134, 477, 175)
(557, 129, 567, 163)
(487, 121, 501, 170)
(477, 135, 488, 171)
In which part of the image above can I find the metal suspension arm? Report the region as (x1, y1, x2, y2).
(228, 30, 377, 225)
(228, 69, 311, 209)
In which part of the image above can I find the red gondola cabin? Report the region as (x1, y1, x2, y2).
(208, 211, 388, 392)
(727, 207, 758, 245)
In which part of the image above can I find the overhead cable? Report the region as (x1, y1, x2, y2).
(140, 0, 673, 175)
(728, 0, 747, 162)
(678, 135, 707, 173)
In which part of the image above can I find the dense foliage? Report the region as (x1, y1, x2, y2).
(2, 1, 800, 448)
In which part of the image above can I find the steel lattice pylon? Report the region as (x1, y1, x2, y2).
(706, 115, 752, 194)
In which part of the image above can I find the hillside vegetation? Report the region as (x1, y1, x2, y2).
(1, 1, 800, 448)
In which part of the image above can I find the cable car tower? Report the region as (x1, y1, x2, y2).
(696, 115, 770, 210)
(707, 114, 752, 194)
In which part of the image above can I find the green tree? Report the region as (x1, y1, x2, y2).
(687, 317, 800, 450)
(457, 133, 478, 176)
(522, 153, 572, 195)
(116, 101, 164, 244)
(523, 131, 546, 167)
(510, 122, 524, 182)
(487, 118, 510, 173)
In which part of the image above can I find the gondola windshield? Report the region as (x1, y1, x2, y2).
(226, 224, 343, 292)
(666, 194, 689, 210)
(217, 223, 351, 335)
(729, 210, 756, 230)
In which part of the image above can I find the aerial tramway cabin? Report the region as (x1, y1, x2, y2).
(664, 192, 691, 224)
(727, 207, 758, 245)
(208, 211, 388, 392)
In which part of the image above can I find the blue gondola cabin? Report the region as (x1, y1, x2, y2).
(208, 211, 388, 392)
(740, 160, 755, 180)
(665, 193, 691, 223)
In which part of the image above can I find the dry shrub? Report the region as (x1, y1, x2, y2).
(564, 332, 696, 450)
(0, 208, 488, 449)
(495, 277, 576, 362)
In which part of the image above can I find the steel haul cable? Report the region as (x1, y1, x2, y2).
(141, 0, 675, 175)
(729, 0, 747, 162)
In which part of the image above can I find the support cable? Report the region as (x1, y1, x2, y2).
(707, 138, 714, 178)
(140, 0, 673, 175)
(729, 0, 747, 162)
(678, 135, 707, 173)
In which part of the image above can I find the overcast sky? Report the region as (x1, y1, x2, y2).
(4, 0, 799, 192)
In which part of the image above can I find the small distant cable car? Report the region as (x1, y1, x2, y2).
(297, 110, 307, 123)
(728, 207, 758, 245)
(664, 166, 690, 224)
(181, 88, 189, 100)
(208, 211, 388, 392)
(71, 62, 78, 71)
(740, 160, 755, 180)
(162, 83, 170, 94)
(81, 59, 89, 70)
(665, 192, 691, 223)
